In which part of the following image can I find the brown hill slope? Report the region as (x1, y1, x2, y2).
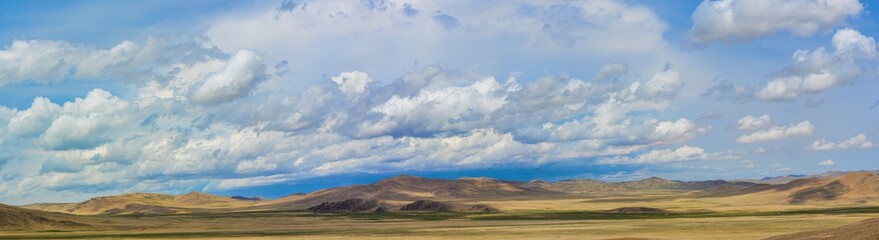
(271, 175, 752, 208)
(526, 179, 625, 193)
(716, 172, 879, 204)
(764, 217, 879, 240)
(271, 175, 559, 207)
(22, 192, 259, 215)
(0, 203, 92, 231)
(528, 177, 751, 194)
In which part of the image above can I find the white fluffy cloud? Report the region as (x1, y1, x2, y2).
(365, 76, 510, 137)
(807, 133, 875, 151)
(736, 121, 814, 144)
(598, 145, 738, 164)
(651, 119, 708, 144)
(331, 71, 373, 95)
(818, 159, 835, 166)
(41, 89, 133, 150)
(737, 114, 771, 131)
(0, 60, 713, 201)
(0, 40, 141, 86)
(689, 0, 863, 43)
(833, 28, 877, 59)
(190, 49, 267, 105)
(7, 97, 61, 137)
(756, 28, 876, 100)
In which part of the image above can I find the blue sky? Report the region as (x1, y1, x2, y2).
(0, 0, 877, 204)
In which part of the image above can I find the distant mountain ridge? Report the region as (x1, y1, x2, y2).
(271, 175, 561, 207)
(18, 170, 879, 215)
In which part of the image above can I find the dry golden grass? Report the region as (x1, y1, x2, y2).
(1, 213, 874, 240)
(5, 191, 879, 240)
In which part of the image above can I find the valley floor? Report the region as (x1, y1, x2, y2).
(2, 207, 878, 240)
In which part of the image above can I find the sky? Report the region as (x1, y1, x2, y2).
(0, 0, 877, 204)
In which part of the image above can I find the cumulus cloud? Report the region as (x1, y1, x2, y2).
(807, 133, 875, 151)
(0, 40, 139, 85)
(0, 57, 717, 201)
(737, 114, 771, 131)
(818, 159, 835, 166)
(7, 97, 61, 137)
(41, 89, 133, 150)
(756, 28, 876, 100)
(689, 0, 863, 43)
(736, 121, 814, 144)
(651, 119, 708, 144)
(331, 71, 372, 95)
(0, 38, 227, 87)
(190, 49, 267, 105)
(365, 76, 510, 137)
(598, 145, 739, 164)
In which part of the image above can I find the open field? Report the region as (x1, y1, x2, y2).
(3, 204, 879, 239)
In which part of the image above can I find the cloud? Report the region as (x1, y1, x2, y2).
(235, 157, 278, 174)
(41, 89, 133, 150)
(702, 79, 753, 103)
(736, 120, 814, 144)
(598, 145, 739, 164)
(833, 28, 877, 59)
(331, 71, 373, 95)
(0, 61, 713, 199)
(595, 63, 628, 81)
(0, 40, 139, 86)
(205, 0, 671, 86)
(364, 75, 510, 137)
(818, 159, 835, 166)
(689, 0, 863, 43)
(4, 57, 723, 199)
(736, 114, 771, 131)
(736, 121, 815, 144)
(0, 38, 225, 87)
(190, 49, 268, 105)
(755, 28, 876, 100)
(7, 97, 61, 137)
(651, 119, 708, 144)
(807, 133, 875, 151)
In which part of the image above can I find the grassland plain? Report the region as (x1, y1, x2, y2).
(2, 206, 879, 239)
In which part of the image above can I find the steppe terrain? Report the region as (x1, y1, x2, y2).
(3, 171, 879, 239)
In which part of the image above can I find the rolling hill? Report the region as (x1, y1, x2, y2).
(270, 175, 560, 207)
(22, 192, 260, 215)
(0, 203, 92, 231)
(713, 171, 879, 204)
